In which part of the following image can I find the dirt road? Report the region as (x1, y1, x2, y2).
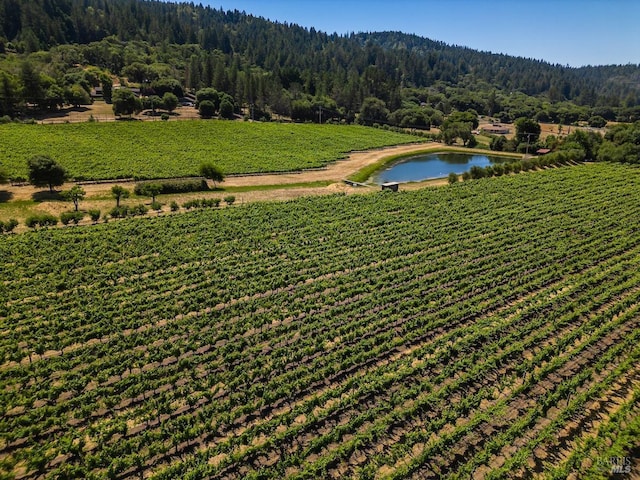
(5, 143, 438, 202)
(222, 142, 438, 187)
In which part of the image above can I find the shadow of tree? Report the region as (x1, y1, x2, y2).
(31, 106, 91, 120)
(0, 191, 13, 202)
(32, 191, 63, 202)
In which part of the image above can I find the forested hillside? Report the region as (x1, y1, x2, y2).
(1, 0, 639, 123)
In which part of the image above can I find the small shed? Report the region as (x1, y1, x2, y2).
(381, 182, 399, 192)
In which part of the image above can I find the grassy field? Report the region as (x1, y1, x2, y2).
(0, 122, 422, 181)
(1, 163, 639, 479)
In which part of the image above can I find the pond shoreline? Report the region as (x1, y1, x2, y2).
(362, 147, 523, 184)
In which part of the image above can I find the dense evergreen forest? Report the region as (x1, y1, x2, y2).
(1, 0, 639, 125)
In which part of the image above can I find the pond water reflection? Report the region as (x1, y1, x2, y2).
(372, 152, 517, 183)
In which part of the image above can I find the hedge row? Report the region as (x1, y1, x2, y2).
(133, 178, 209, 196)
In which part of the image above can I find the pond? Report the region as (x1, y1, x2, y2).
(371, 152, 518, 184)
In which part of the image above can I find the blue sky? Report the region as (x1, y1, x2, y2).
(198, 0, 640, 67)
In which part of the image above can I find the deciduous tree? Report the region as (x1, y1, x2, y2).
(63, 185, 86, 211)
(196, 88, 220, 110)
(358, 97, 389, 126)
(0, 71, 21, 117)
(162, 92, 179, 113)
(588, 115, 607, 128)
(514, 117, 541, 144)
(447, 110, 479, 129)
(199, 163, 224, 188)
(44, 85, 65, 110)
(65, 84, 92, 107)
(139, 183, 162, 203)
(111, 185, 130, 207)
(441, 121, 473, 146)
(27, 155, 67, 192)
(112, 89, 142, 117)
(198, 100, 215, 118)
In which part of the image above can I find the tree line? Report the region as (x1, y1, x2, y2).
(1, 0, 639, 126)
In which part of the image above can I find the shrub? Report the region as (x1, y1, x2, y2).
(0, 219, 18, 233)
(538, 157, 551, 167)
(182, 199, 201, 210)
(88, 209, 101, 223)
(60, 211, 75, 225)
(469, 165, 486, 179)
(182, 198, 223, 210)
(6, 218, 18, 232)
(447, 172, 459, 185)
(201, 198, 220, 208)
(588, 115, 607, 128)
(161, 113, 170, 121)
(39, 214, 58, 227)
(26, 213, 58, 228)
(224, 195, 236, 206)
(128, 204, 149, 217)
(110, 206, 129, 218)
(198, 100, 215, 118)
(490, 135, 507, 151)
(72, 212, 84, 224)
(219, 98, 235, 119)
(151, 201, 162, 211)
(170, 201, 179, 212)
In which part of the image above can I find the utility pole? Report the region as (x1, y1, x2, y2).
(523, 132, 535, 157)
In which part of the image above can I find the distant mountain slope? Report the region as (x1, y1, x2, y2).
(359, 31, 640, 103)
(0, 0, 638, 110)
